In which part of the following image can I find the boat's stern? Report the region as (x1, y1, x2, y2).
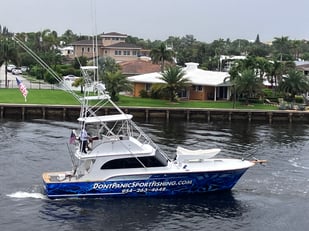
(42, 171, 75, 198)
(42, 171, 74, 183)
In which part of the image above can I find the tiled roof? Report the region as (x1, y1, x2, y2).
(296, 64, 309, 71)
(100, 32, 127, 37)
(120, 60, 161, 75)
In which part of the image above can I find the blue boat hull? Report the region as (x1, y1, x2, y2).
(44, 169, 249, 198)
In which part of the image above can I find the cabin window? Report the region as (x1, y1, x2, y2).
(101, 152, 168, 169)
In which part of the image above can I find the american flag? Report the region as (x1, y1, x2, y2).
(69, 130, 76, 144)
(16, 77, 28, 101)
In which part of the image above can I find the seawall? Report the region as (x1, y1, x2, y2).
(1, 103, 309, 123)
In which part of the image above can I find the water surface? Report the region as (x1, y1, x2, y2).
(1, 119, 309, 231)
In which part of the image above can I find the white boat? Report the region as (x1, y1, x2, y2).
(41, 66, 262, 199)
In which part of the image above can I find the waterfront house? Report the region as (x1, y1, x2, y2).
(295, 61, 309, 76)
(69, 32, 142, 62)
(127, 62, 232, 101)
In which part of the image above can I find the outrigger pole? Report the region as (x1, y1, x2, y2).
(12, 35, 82, 104)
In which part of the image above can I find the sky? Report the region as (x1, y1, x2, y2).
(1, 0, 309, 43)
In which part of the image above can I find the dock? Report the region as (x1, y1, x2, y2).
(1, 104, 309, 123)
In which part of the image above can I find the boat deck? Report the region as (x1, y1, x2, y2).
(42, 171, 74, 183)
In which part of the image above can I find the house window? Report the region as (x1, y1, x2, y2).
(132, 50, 137, 56)
(87, 47, 90, 52)
(193, 85, 203, 92)
(145, 83, 151, 91)
(179, 89, 187, 98)
(123, 50, 131, 56)
(115, 50, 122, 55)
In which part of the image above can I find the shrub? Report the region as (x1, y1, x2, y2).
(139, 89, 149, 98)
(295, 96, 304, 104)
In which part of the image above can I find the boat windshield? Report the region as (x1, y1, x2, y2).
(101, 151, 168, 169)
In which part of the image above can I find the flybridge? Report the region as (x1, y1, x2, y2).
(77, 114, 133, 124)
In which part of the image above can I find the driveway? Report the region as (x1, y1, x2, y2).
(0, 65, 56, 89)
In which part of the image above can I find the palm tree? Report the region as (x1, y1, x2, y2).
(61, 29, 78, 45)
(159, 65, 190, 102)
(103, 71, 132, 102)
(72, 77, 85, 93)
(272, 36, 292, 61)
(150, 43, 175, 72)
(266, 60, 283, 91)
(234, 69, 263, 105)
(98, 56, 120, 80)
(278, 70, 309, 102)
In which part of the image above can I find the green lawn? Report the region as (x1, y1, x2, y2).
(0, 88, 277, 110)
(0, 89, 79, 105)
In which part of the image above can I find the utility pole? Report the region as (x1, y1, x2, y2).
(1, 37, 9, 88)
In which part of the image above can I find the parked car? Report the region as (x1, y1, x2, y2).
(12, 68, 22, 75)
(7, 64, 16, 72)
(63, 74, 79, 81)
(20, 66, 29, 73)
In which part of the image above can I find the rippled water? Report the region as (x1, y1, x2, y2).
(1, 119, 309, 231)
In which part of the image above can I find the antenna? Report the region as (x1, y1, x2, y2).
(91, 0, 99, 82)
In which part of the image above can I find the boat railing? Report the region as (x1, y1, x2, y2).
(128, 119, 171, 161)
(76, 65, 171, 162)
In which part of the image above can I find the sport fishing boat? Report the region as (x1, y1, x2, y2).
(41, 66, 262, 199)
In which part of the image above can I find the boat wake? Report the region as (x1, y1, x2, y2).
(7, 191, 47, 200)
(289, 158, 309, 170)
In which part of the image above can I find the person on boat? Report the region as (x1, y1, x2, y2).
(80, 127, 89, 153)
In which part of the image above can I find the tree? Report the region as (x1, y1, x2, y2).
(272, 36, 292, 61)
(265, 60, 283, 92)
(150, 42, 175, 72)
(73, 56, 88, 69)
(0, 36, 19, 87)
(278, 70, 309, 102)
(72, 77, 85, 93)
(98, 56, 120, 80)
(159, 65, 190, 102)
(103, 71, 132, 102)
(60, 29, 78, 45)
(255, 34, 261, 44)
(233, 69, 263, 105)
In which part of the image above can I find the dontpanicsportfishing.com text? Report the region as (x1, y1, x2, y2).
(93, 179, 193, 190)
